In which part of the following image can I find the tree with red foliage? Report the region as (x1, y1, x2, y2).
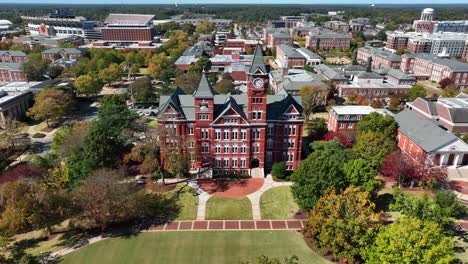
(322, 131, 353, 148)
(380, 152, 448, 189)
(0, 164, 44, 184)
(439, 78, 453, 89)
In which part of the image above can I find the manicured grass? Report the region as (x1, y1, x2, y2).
(167, 184, 198, 220)
(60, 231, 330, 264)
(147, 120, 158, 127)
(260, 186, 299, 219)
(206, 196, 252, 220)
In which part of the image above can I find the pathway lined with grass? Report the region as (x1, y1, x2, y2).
(60, 231, 330, 264)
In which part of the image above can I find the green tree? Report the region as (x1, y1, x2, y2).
(356, 112, 398, 138)
(343, 158, 382, 196)
(195, 56, 212, 72)
(174, 72, 201, 94)
(407, 83, 427, 101)
(290, 141, 349, 210)
(270, 162, 288, 180)
(306, 118, 327, 140)
(303, 186, 383, 262)
(74, 74, 102, 96)
(440, 85, 459, 98)
(98, 63, 121, 85)
(299, 85, 326, 121)
(362, 217, 455, 264)
(214, 79, 234, 94)
(27, 89, 73, 127)
(353, 131, 396, 169)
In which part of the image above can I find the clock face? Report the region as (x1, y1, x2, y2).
(253, 78, 263, 88)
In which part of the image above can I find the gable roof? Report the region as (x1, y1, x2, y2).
(212, 96, 249, 124)
(277, 45, 304, 59)
(193, 73, 216, 98)
(394, 110, 459, 153)
(249, 45, 267, 75)
(0, 50, 27, 57)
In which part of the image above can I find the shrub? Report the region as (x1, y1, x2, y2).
(271, 162, 288, 180)
(32, 133, 46, 138)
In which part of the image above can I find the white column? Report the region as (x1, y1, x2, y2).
(454, 154, 462, 167)
(440, 154, 447, 166)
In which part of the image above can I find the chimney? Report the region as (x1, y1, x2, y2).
(366, 56, 373, 72)
(282, 59, 289, 77)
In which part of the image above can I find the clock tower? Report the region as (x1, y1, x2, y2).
(247, 44, 268, 123)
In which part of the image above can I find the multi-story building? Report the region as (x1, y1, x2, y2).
(323, 21, 350, 34)
(224, 39, 259, 54)
(407, 37, 433, 54)
(41, 48, 83, 60)
(158, 46, 304, 175)
(386, 32, 409, 51)
(394, 110, 468, 167)
(413, 8, 468, 33)
(267, 32, 293, 49)
(263, 28, 290, 48)
(214, 31, 229, 47)
(406, 97, 468, 134)
(21, 9, 101, 40)
(0, 51, 27, 63)
(269, 68, 328, 95)
(357, 46, 401, 70)
(275, 44, 321, 69)
(400, 52, 468, 89)
(96, 14, 156, 49)
(280, 16, 306, 28)
(327, 105, 392, 134)
(0, 63, 27, 83)
(305, 30, 351, 51)
(349, 18, 370, 33)
(337, 57, 412, 98)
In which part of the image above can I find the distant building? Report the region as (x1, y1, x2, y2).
(97, 14, 157, 49)
(275, 44, 321, 69)
(413, 8, 468, 33)
(263, 28, 292, 49)
(269, 68, 328, 95)
(305, 30, 351, 51)
(406, 97, 468, 133)
(357, 46, 401, 70)
(0, 20, 13, 31)
(0, 63, 27, 83)
(327, 105, 392, 134)
(386, 32, 409, 51)
(323, 21, 350, 34)
(400, 52, 468, 89)
(224, 39, 259, 54)
(41, 48, 83, 60)
(21, 9, 101, 40)
(394, 109, 468, 167)
(280, 16, 306, 28)
(0, 51, 27, 63)
(12, 35, 84, 48)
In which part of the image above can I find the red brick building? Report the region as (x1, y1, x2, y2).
(401, 53, 468, 89)
(406, 97, 468, 134)
(0, 63, 27, 82)
(394, 110, 468, 167)
(0, 51, 27, 63)
(305, 31, 351, 51)
(96, 14, 155, 49)
(41, 48, 83, 60)
(327, 105, 392, 134)
(357, 46, 401, 70)
(386, 33, 409, 51)
(158, 46, 304, 175)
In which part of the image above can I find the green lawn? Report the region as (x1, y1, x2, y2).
(454, 231, 468, 263)
(167, 184, 198, 220)
(206, 196, 252, 220)
(260, 186, 299, 219)
(60, 231, 329, 264)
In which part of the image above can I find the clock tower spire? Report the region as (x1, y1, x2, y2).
(247, 44, 268, 123)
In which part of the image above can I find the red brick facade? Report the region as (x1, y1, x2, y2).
(102, 28, 153, 42)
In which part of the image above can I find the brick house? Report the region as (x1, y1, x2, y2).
(400, 53, 468, 89)
(276, 44, 322, 69)
(305, 31, 351, 51)
(158, 46, 304, 175)
(41, 48, 83, 60)
(0, 63, 27, 82)
(357, 46, 401, 70)
(394, 110, 468, 167)
(0, 51, 28, 63)
(327, 105, 392, 135)
(406, 97, 468, 134)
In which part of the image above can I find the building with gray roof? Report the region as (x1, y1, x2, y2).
(394, 109, 468, 167)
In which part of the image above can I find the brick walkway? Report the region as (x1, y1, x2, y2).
(149, 220, 307, 231)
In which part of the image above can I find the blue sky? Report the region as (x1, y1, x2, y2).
(1, 0, 467, 4)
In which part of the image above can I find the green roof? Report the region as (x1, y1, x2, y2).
(193, 73, 216, 98)
(249, 45, 267, 75)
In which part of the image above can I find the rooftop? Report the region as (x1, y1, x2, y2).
(360, 46, 402, 62)
(0, 82, 42, 106)
(394, 109, 460, 153)
(104, 14, 154, 26)
(331, 105, 391, 116)
(412, 53, 468, 72)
